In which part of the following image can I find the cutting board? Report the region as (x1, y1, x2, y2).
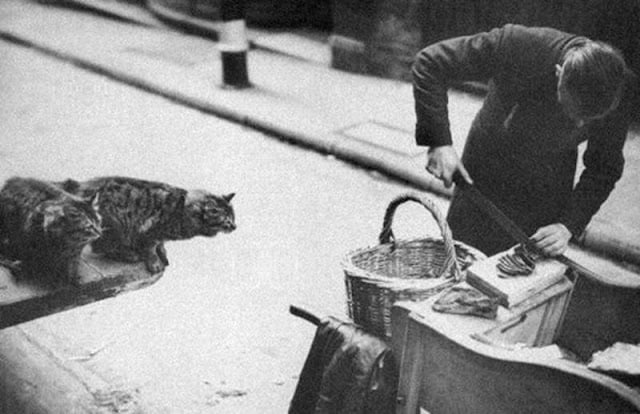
(466, 246, 567, 307)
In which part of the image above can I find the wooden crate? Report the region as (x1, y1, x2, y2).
(474, 277, 573, 347)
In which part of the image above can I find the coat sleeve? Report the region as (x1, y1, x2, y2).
(412, 26, 506, 147)
(559, 123, 625, 237)
(558, 72, 638, 237)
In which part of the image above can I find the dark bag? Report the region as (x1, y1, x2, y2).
(289, 314, 398, 414)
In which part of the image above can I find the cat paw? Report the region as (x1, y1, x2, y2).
(102, 249, 141, 263)
(145, 257, 166, 274)
(0, 257, 24, 279)
(66, 274, 84, 287)
(156, 244, 169, 266)
(0, 257, 22, 273)
(119, 251, 142, 263)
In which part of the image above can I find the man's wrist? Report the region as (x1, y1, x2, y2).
(557, 218, 582, 241)
(428, 144, 453, 154)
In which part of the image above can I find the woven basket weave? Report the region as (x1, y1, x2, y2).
(343, 193, 486, 339)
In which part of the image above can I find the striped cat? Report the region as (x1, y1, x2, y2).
(0, 177, 102, 286)
(59, 176, 236, 274)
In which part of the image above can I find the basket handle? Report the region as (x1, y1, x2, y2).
(378, 193, 462, 280)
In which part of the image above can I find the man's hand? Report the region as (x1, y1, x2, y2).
(530, 223, 572, 256)
(426, 145, 473, 187)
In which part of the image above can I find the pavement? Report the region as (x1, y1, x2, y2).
(1, 0, 639, 265)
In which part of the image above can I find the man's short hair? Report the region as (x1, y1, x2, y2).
(561, 41, 627, 119)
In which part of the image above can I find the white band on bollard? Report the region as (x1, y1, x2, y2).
(219, 19, 249, 52)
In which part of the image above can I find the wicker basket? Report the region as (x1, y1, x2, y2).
(343, 193, 486, 339)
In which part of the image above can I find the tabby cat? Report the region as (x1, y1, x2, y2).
(0, 177, 102, 286)
(59, 176, 236, 274)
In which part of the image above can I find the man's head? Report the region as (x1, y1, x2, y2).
(556, 41, 627, 127)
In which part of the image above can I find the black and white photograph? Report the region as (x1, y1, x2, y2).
(0, 0, 639, 412)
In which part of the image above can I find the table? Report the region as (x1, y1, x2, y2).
(0, 250, 163, 329)
(390, 277, 640, 413)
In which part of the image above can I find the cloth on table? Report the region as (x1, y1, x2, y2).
(432, 285, 499, 319)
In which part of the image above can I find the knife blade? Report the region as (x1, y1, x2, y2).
(452, 174, 536, 250)
(451, 173, 593, 275)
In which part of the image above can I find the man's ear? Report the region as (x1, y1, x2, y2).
(555, 64, 563, 78)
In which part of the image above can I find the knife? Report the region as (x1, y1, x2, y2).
(452, 175, 536, 251)
(451, 173, 593, 275)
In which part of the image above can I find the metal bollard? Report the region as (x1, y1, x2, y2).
(219, 0, 251, 88)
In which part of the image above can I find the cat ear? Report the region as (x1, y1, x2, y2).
(224, 193, 235, 202)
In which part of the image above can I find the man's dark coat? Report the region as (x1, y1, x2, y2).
(413, 24, 638, 255)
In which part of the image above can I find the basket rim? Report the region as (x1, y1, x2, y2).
(342, 237, 487, 283)
(346, 272, 457, 292)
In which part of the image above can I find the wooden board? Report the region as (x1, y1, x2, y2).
(466, 247, 567, 308)
(0, 248, 164, 329)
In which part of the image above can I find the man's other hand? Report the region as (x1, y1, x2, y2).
(426, 145, 473, 188)
(530, 223, 572, 256)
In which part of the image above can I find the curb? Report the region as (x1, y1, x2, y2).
(48, 0, 163, 27)
(144, 0, 220, 38)
(145, 0, 330, 65)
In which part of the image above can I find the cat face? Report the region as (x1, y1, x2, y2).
(41, 195, 102, 245)
(186, 191, 236, 237)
